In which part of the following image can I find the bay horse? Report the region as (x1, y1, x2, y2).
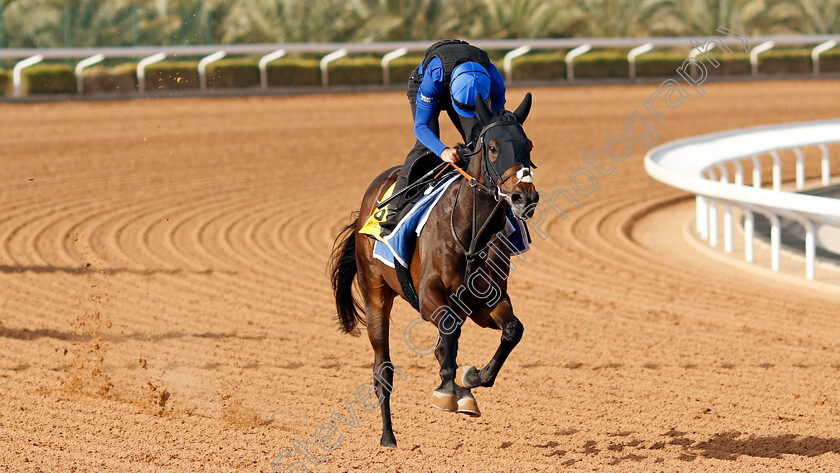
(329, 93, 538, 447)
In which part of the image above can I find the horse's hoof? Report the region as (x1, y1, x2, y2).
(456, 395, 481, 417)
(431, 389, 458, 412)
(380, 433, 397, 448)
(455, 366, 479, 389)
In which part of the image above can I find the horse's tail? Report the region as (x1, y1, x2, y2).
(329, 213, 364, 335)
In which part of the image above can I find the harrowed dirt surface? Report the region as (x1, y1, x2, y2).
(2, 80, 840, 473)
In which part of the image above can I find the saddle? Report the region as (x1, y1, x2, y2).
(359, 152, 457, 242)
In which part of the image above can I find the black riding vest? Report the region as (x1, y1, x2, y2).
(419, 40, 491, 85)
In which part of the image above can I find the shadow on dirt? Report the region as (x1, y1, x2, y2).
(689, 431, 840, 460)
(0, 326, 264, 343)
(0, 265, 235, 276)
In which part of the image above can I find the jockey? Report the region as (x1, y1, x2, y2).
(380, 39, 506, 235)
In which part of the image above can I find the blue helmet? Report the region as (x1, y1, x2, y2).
(449, 61, 491, 118)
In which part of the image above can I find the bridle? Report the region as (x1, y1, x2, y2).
(447, 119, 533, 281)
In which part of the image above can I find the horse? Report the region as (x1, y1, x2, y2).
(328, 92, 539, 447)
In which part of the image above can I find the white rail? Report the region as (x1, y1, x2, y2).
(198, 50, 226, 91)
(381, 47, 408, 86)
(628, 43, 653, 80)
(258, 49, 286, 90)
(3, 34, 839, 97)
(12, 54, 42, 97)
(750, 40, 775, 76)
(565, 44, 591, 82)
(503, 45, 531, 83)
(136, 52, 166, 93)
(74, 53, 104, 94)
(320, 48, 347, 87)
(644, 119, 840, 281)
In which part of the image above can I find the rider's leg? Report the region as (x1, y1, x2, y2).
(380, 70, 441, 235)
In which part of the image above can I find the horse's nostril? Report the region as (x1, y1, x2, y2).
(512, 193, 524, 203)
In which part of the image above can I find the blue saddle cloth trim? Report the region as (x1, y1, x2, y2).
(373, 174, 530, 268)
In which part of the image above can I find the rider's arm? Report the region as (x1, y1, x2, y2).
(488, 63, 506, 112)
(413, 59, 448, 157)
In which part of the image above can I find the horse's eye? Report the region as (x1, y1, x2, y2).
(489, 145, 497, 153)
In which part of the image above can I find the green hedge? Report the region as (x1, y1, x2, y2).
(144, 61, 199, 91)
(575, 51, 629, 78)
(82, 63, 137, 93)
(0, 70, 9, 95)
(759, 49, 811, 74)
(634, 52, 685, 77)
(266, 58, 320, 87)
(21, 64, 76, 94)
(207, 58, 259, 88)
(821, 49, 840, 73)
(389, 56, 423, 84)
(510, 52, 566, 81)
(329, 57, 381, 85)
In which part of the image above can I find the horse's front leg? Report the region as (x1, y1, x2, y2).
(430, 323, 460, 412)
(455, 299, 523, 389)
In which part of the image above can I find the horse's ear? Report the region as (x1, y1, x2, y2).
(513, 92, 532, 124)
(475, 92, 492, 125)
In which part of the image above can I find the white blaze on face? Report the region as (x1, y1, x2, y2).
(516, 167, 533, 183)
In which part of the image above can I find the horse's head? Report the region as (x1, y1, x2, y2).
(470, 92, 539, 220)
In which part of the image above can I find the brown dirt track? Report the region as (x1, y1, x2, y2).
(2, 79, 840, 473)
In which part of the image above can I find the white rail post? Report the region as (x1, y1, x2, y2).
(794, 147, 805, 190)
(770, 150, 782, 192)
(779, 211, 818, 280)
(750, 155, 762, 188)
(804, 218, 816, 280)
(566, 44, 591, 82)
(769, 212, 781, 272)
(137, 52, 166, 93)
(750, 41, 775, 77)
(819, 143, 831, 186)
(717, 163, 729, 183)
(689, 42, 714, 79)
(198, 50, 226, 91)
(704, 169, 717, 245)
(258, 49, 286, 90)
(744, 209, 755, 263)
(13, 54, 44, 97)
(320, 48, 347, 87)
(723, 203, 734, 253)
(718, 165, 733, 253)
(734, 160, 744, 186)
(696, 196, 707, 235)
(709, 199, 719, 247)
(503, 45, 531, 83)
(381, 47, 408, 86)
(75, 53, 105, 95)
(628, 43, 653, 81)
(812, 40, 837, 76)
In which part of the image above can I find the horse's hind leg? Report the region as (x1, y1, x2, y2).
(455, 300, 523, 389)
(360, 276, 398, 448)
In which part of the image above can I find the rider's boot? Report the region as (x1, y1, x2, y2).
(378, 174, 409, 237)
